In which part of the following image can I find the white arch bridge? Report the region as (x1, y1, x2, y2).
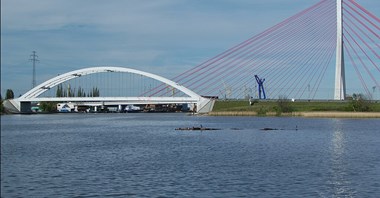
(4, 66, 215, 113)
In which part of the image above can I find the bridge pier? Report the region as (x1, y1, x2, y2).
(2, 99, 32, 113)
(196, 98, 215, 114)
(20, 102, 32, 113)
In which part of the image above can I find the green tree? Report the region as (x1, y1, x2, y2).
(67, 84, 74, 97)
(348, 93, 372, 112)
(5, 89, 14, 99)
(0, 94, 4, 113)
(56, 84, 64, 97)
(94, 87, 100, 97)
(0, 103, 3, 113)
(39, 102, 57, 112)
(274, 95, 293, 115)
(89, 87, 100, 97)
(77, 86, 86, 97)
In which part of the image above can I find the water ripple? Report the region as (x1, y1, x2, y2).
(1, 114, 380, 197)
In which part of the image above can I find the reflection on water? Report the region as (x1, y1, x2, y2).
(1, 114, 379, 197)
(330, 119, 355, 197)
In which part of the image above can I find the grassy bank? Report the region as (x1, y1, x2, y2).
(210, 100, 380, 118)
(209, 111, 380, 118)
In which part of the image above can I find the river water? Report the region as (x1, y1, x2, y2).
(1, 113, 379, 197)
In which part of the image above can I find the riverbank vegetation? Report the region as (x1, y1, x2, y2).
(39, 102, 57, 113)
(0, 97, 3, 114)
(1, 89, 15, 114)
(211, 98, 380, 117)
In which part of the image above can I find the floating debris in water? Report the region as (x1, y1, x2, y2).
(260, 126, 299, 131)
(260, 127, 279, 131)
(175, 126, 220, 131)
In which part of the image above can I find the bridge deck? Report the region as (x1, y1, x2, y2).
(18, 97, 199, 105)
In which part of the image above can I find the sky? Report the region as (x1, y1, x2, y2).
(1, 0, 379, 97)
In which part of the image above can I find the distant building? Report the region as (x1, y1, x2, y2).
(57, 103, 76, 112)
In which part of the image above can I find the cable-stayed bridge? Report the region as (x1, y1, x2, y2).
(144, 0, 379, 100)
(4, 0, 379, 113)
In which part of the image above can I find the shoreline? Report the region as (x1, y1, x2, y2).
(208, 111, 380, 118)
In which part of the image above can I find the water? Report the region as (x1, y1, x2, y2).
(1, 113, 380, 197)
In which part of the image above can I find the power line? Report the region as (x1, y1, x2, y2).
(29, 51, 39, 88)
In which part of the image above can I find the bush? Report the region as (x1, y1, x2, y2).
(274, 95, 293, 114)
(256, 105, 268, 116)
(39, 102, 57, 112)
(347, 93, 372, 112)
(0, 101, 4, 113)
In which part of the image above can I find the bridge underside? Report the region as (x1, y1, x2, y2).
(4, 97, 215, 114)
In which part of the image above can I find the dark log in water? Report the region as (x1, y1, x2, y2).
(260, 128, 279, 131)
(175, 126, 220, 131)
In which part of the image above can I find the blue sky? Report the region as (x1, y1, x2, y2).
(1, 0, 379, 97)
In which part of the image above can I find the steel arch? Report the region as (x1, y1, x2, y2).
(20, 66, 201, 100)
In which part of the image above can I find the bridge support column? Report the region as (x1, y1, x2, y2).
(3, 99, 21, 113)
(20, 102, 32, 113)
(196, 98, 216, 114)
(3, 99, 32, 113)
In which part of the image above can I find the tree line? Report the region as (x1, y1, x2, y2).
(1, 87, 100, 113)
(55, 84, 100, 97)
(1, 86, 100, 99)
